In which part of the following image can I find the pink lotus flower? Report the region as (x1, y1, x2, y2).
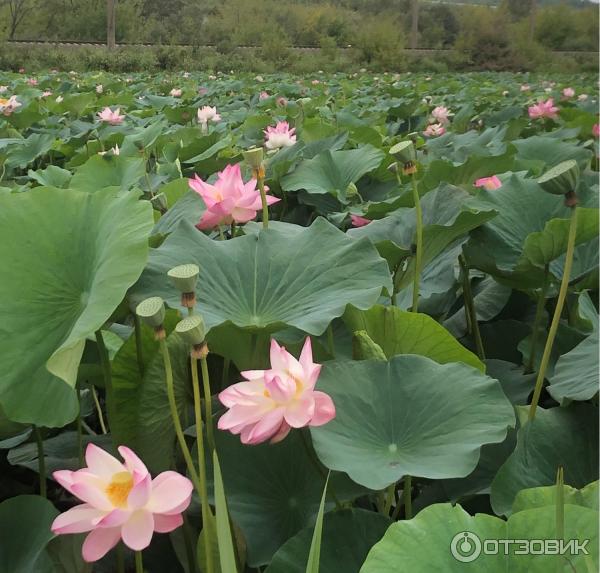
(218, 338, 336, 445)
(350, 214, 371, 227)
(42, 91, 53, 98)
(431, 105, 450, 125)
(311, 79, 320, 85)
(259, 91, 269, 100)
(189, 163, 280, 229)
(474, 175, 502, 191)
(528, 98, 559, 120)
(51, 444, 192, 562)
(27, 78, 38, 86)
(264, 121, 297, 150)
(197, 106, 220, 132)
(593, 124, 600, 138)
(170, 88, 182, 97)
(98, 107, 125, 125)
(423, 123, 445, 137)
(562, 87, 575, 98)
(18, 67, 25, 74)
(0, 96, 21, 116)
(520, 84, 531, 92)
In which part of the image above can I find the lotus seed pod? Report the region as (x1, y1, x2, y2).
(389, 140, 415, 164)
(243, 147, 264, 170)
(175, 314, 206, 347)
(346, 182, 358, 198)
(537, 160, 580, 198)
(135, 297, 165, 329)
(387, 162, 399, 174)
(168, 264, 200, 293)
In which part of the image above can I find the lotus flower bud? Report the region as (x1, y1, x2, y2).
(537, 160, 580, 206)
(175, 314, 207, 358)
(136, 297, 166, 339)
(390, 141, 417, 175)
(346, 182, 358, 198)
(167, 264, 200, 308)
(243, 146, 264, 170)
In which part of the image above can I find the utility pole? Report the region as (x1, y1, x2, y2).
(107, 0, 116, 50)
(410, 0, 419, 50)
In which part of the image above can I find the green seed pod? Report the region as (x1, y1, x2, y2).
(389, 140, 415, 164)
(537, 160, 580, 196)
(135, 296, 165, 329)
(167, 264, 200, 294)
(175, 314, 206, 347)
(346, 182, 358, 198)
(243, 147, 264, 170)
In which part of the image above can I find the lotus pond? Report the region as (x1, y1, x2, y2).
(0, 70, 598, 573)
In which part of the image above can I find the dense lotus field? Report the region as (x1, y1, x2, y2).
(0, 70, 598, 573)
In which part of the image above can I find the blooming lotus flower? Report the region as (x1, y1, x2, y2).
(218, 338, 335, 445)
(474, 176, 502, 191)
(197, 106, 220, 132)
(264, 121, 296, 150)
(276, 96, 288, 107)
(578, 94, 588, 101)
(350, 214, 371, 227)
(562, 87, 575, 98)
(189, 163, 279, 229)
(18, 67, 25, 73)
(99, 144, 120, 156)
(259, 91, 269, 100)
(56, 95, 64, 103)
(96, 84, 103, 94)
(593, 124, 600, 138)
(98, 107, 125, 125)
(0, 86, 7, 93)
(431, 105, 450, 125)
(520, 84, 531, 92)
(27, 77, 37, 86)
(42, 91, 53, 98)
(0, 96, 21, 116)
(423, 123, 445, 137)
(170, 88, 182, 97)
(311, 79, 320, 85)
(51, 444, 192, 562)
(528, 98, 559, 120)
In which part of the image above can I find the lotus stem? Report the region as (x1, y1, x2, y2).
(191, 356, 215, 573)
(327, 324, 335, 358)
(200, 356, 215, 452)
(133, 314, 145, 377)
(33, 426, 47, 498)
(158, 338, 202, 493)
(410, 174, 423, 312)
(256, 167, 269, 229)
(526, 265, 550, 374)
(76, 387, 84, 467)
(95, 330, 115, 438)
(221, 357, 230, 390)
(135, 550, 144, 573)
(459, 255, 485, 361)
(529, 206, 578, 421)
(91, 385, 107, 434)
(383, 482, 395, 516)
(116, 544, 125, 573)
(402, 475, 412, 519)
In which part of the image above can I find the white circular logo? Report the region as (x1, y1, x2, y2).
(450, 531, 482, 563)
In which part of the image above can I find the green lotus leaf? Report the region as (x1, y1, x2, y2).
(343, 304, 484, 371)
(512, 480, 598, 514)
(311, 355, 515, 490)
(491, 404, 599, 516)
(0, 187, 153, 426)
(360, 502, 598, 572)
(6, 133, 56, 168)
(266, 509, 391, 573)
(132, 217, 392, 335)
(70, 154, 146, 192)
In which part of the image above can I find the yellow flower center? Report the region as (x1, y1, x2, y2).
(0, 98, 8, 107)
(105, 471, 133, 507)
(286, 370, 304, 397)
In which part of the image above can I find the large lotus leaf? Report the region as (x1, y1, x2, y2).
(0, 495, 59, 573)
(28, 165, 72, 188)
(266, 509, 391, 573)
(466, 173, 598, 287)
(0, 187, 153, 426)
(70, 154, 146, 192)
(512, 135, 593, 174)
(425, 126, 508, 163)
(548, 292, 599, 403)
(491, 404, 599, 516)
(360, 502, 598, 573)
(343, 304, 484, 371)
(310, 355, 515, 490)
(132, 217, 392, 335)
(348, 184, 496, 285)
(6, 133, 56, 168)
(152, 189, 206, 236)
(205, 430, 358, 567)
(281, 145, 385, 202)
(512, 480, 598, 514)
